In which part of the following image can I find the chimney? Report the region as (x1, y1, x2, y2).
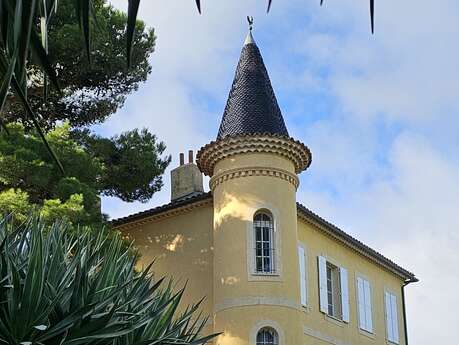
(170, 150, 204, 202)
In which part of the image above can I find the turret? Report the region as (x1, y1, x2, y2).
(197, 27, 311, 345)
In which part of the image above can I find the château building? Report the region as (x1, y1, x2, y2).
(112, 29, 417, 345)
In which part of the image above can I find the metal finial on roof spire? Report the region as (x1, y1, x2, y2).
(247, 16, 254, 31)
(244, 16, 256, 45)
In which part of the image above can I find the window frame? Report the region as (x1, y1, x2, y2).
(254, 211, 275, 274)
(326, 262, 342, 319)
(250, 321, 284, 345)
(247, 208, 282, 281)
(318, 255, 350, 323)
(256, 327, 279, 345)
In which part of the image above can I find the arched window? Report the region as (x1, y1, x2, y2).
(256, 327, 279, 345)
(254, 212, 275, 273)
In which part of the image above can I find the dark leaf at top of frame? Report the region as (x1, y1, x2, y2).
(269, 0, 375, 33)
(370, 0, 375, 33)
(195, 0, 201, 14)
(127, 0, 141, 68)
(10, 74, 65, 173)
(30, 29, 60, 92)
(74, 0, 91, 63)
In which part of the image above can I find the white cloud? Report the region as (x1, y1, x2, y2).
(292, 2, 459, 343)
(99, 1, 459, 343)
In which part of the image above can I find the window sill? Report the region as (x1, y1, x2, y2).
(252, 272, 279, 277)
(359, 328, 375, 339)
(324, 314, 346, 327)
(301, 305, 311, 314)
(248, 272, 282, 282)
(386, 340, 400, 345)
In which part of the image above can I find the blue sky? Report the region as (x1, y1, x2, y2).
(97, 1, 459, 343)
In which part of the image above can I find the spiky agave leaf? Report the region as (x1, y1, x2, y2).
(0, 216, 217, 344)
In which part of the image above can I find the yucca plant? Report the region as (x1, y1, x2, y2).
(0, 215, 217, 344)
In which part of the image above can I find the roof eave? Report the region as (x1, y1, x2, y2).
(296, 202, 418, 283)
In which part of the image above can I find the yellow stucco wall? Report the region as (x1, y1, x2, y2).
(212, 153, 303, 345)
(297, 218, 406, 345)
(118, 203, 408, 345)
(117, 151, 409, 345)
(120, 204, 214, 335)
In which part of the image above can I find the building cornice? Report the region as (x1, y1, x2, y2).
(111, 192, 213, 231)
(209, 166, 299, 190)
(196, 133, 312, 177)
(296, 203, 418, 283)
(110, 193, 417, 283)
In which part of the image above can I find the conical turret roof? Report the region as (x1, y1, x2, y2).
(217, 31, 289, 140)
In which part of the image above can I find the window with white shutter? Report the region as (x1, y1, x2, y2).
(298, 246, 307, 306)
(385, 291, 399, 343)
(340, 267, 349, 323)
(357, 277, 373, 333)
(318, 256, 328, 313)
(318, 256, 348, 322)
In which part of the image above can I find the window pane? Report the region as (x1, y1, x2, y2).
(256, 257, 263, 271)
(256, 328, 278, 345)
(257, 332, 263, 342)
(264, 257, 271, 272)
(254, 212, 275, 274)
(255, 227, 262, 241)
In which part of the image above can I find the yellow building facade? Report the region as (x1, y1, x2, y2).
(113, 30, 417, 345)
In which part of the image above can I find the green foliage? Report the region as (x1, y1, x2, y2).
(0, 215, 217, 344)
(0, 123, 170, 225)
(4, 0, 156, 130)
(72, 128, 171, 202)
(0, 188, 87, 225)
(0, 189, 30, 223)
(0, 0, 145, 171)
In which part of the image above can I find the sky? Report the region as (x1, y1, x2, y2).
(96, 1, 459, 343)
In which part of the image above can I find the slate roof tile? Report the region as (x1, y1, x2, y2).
(217, 34, 289, 139)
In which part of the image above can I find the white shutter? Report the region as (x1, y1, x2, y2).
(298, 246, 307, 306)
(340, 267, 349, 323)
(357, 277, 366, 329)
(318, 256, 328, 313)
(364, 280, 373, 333)
(391, 293, 399, 343)
(385, 292, 394, 342)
